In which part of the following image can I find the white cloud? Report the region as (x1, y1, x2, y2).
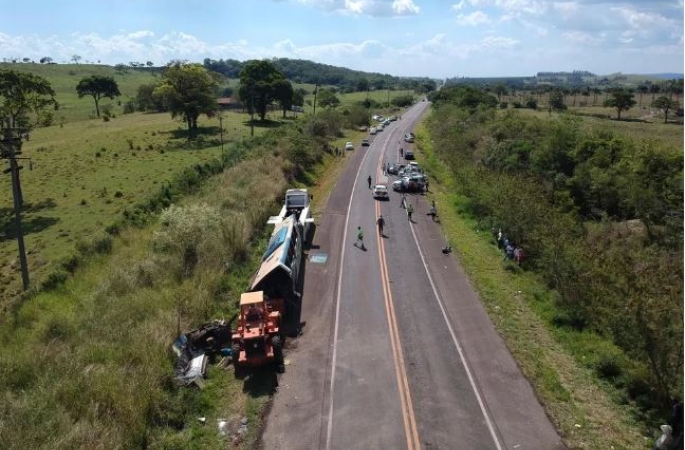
(392, 0, 420, 15)
(552, 2, 579, 19)
(612, 6, 674, 29)
(562, 30, 603, 46)
(456, 11, 490, 26)
(127, 30, 154, 39)
(294, 0, 419, 16)
(479, 35, 518, 49)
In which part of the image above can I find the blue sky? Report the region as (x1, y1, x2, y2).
(0, 0, 682, 78)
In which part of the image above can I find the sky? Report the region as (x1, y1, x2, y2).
(0, 0, 682, 78)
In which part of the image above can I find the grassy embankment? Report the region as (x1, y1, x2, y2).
(0, 115, 362, 449)
(414, 106, 681, 449)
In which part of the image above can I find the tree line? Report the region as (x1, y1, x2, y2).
(427, 86, 683, 420)
(203, 57, 437, 93)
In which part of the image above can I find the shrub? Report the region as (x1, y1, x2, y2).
(42, 268, 69, 290)
(123, 100, 136, 114)
(153, 204, 222, 279)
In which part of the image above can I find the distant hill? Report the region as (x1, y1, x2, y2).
(641, 73, 683, 80)
(203, 57, 437, 93)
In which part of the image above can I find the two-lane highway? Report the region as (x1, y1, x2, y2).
(261, 103, 565, 450)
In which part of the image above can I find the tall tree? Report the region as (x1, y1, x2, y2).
(0, 69, 58, 128)
(651, 96, 680, 124)
(317, 88, 340, 109)
(76, 75, 121, 118)
(273, 78, 294, 118)
(493, 83, 507, 101)
(603, 89, 636, 120)
(548, 90, 567, 114)
(154, 62, 219, 131)
(239, 60, 289, 120)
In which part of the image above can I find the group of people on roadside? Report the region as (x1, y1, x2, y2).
(493, 228, 525, 266)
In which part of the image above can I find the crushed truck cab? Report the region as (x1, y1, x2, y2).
(268, 189, 314, 242)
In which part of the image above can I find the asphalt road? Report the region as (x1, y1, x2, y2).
(260, 103, 565, 450)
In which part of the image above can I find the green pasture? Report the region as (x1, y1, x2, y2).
(0, 109, 272, 307)
(513, 107, 683, 149)
(0, 63, 159, 122)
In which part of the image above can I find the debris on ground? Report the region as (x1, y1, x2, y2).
(171, 319, 232, 387)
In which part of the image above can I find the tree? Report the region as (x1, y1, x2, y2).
(637, 83, 649, 107)
(292, 88, 306, 109)
(39, 56, 53, 64)
(136, 82, 165, 112)
(0, 70, 58, 289)
(317, 88, 340, 109)
(273, 78, 294, 118)
(154, 62, 219, 131)
(238, 60, 289, 120)
(603, 89, 636, 120)
(493, 83, 507, 101)
(548, 90, 567, 113)
(71, 54, 82, 64)
(76, 76, 121, 118)
(0, 69, 58, 128)
(651, 96, 680, 124)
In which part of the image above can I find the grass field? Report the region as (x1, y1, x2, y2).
(0, 109, 273, 308)
(513, 106, 684, 149)
(0, 63, 159, 122)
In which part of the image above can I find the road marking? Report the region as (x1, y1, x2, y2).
(407, 220, 504, 450)
(325, 139, 376, 450)
(325, 107, 425, 450)
(376, 200, 421, 450)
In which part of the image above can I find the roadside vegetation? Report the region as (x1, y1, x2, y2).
(0, 104, 358, 448)
(419, 85, 683, 449)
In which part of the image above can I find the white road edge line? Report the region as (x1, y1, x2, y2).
(325, 136, 378, 450)
(407, 189, 504, 450)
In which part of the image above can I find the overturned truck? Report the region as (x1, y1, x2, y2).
(232, 199, 308, 374)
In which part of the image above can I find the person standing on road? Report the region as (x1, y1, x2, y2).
(356, 226, 365, 249)
(367, 175, 372, 189)
(406, 203, 414, 221)
(377, 215, 385, 236)
(400, 193, 406, 209)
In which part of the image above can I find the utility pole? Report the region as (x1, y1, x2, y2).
(250, 87, 255, 137)
(313, 83, 319, 116)
(1, 125, 30, 290)
(219, 115, 224, 156)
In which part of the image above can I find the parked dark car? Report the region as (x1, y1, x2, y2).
(404, 151, 415, 160)
(386, 163, 405, 175)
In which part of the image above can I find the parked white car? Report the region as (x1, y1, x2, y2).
(345, 142, 354, 151)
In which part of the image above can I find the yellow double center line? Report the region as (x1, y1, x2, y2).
(375, 199, 421, 450)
